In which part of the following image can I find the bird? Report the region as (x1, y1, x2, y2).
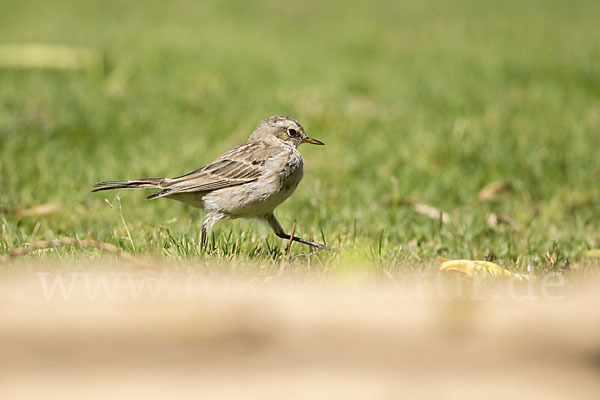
(92, 116, 327, 250)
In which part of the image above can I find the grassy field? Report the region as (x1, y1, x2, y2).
(1, 0, 600, 271)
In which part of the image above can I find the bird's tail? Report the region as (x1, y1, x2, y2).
(92, 177, 164, 192)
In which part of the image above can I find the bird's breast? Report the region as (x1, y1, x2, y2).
(206, 149, 304, 218)
(277, 151, 304, 192)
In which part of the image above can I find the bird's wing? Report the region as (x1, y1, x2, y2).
(147, 143, 278, 200)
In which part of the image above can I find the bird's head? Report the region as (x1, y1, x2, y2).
(249, 116, 324, 148)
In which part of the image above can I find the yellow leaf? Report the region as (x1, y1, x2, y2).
(439, 259, 529, 281)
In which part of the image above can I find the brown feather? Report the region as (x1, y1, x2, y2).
(143, 143, 282, 200)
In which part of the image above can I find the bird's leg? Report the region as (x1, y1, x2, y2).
(201, 226, 207, 249)
(201, 213, 224, 250)
(265, 213, 328, 249)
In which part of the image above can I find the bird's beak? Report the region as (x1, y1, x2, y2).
(302, 136, 325, 145)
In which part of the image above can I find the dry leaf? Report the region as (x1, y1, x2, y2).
(438, 257, 529, 280)
(411, 202, 450, 224)
(499, 212, 520, 230)
(487, 213, 499, 228)
(13, 203, 62, 218)
(478, 181, 512, 202)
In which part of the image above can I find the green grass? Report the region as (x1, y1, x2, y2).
(1, 0, 600, 271)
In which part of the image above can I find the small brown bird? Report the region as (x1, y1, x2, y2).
(93, 116, 327, 250)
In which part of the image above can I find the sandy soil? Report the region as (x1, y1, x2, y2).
(0, 262, 599, 399)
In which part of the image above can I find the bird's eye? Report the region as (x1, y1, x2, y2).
(287, 128, 297, 137)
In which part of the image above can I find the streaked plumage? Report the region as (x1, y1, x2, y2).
(93, 116, 326, 249)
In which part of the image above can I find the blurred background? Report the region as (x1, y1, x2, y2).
(2, 1, 600, 398)
(1, 0, 599, 261)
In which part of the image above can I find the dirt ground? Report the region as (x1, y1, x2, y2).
(1, 262, 599, 399)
